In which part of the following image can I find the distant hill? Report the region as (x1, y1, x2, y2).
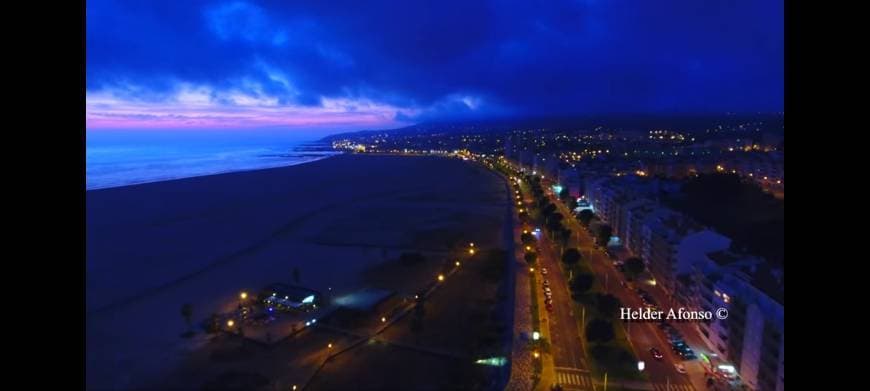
(320, 114, 784, 142)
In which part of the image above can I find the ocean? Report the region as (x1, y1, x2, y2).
(86, 130, 340, 190)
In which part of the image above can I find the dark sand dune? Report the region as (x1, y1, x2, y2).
(86, 154, 507, 389)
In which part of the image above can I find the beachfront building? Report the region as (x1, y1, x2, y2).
(684, 251, 784, 391)
(640, 210, 731, 295)
(261, 283, 320, 312)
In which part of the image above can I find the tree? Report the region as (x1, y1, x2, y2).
(578, 209, 594, 226)
(521, 232, 536, 245)
(524, 252, 537, 264)
(559, 187, 570, 200)
(562, 248, 581, 265)
(558, 228, 572, 248)
(543, 203, 556, 217)
(570, 273, 595, 296)
(293, 267, 301, 284)
(411, 300, 425, 338)
(625, 257, 645, 279)
(586, 319, 615, 343)
(181, 303, 193, 332)
(568, 197, 578, 211)
(547, 212, 563, 225)
(595, 294, 621, 315)
(596, 224, 613, 247)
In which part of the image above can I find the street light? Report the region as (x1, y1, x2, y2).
(469, 248, 475, 255)
(455, 261, 461, 267)
(533, 351, 540, 359)
(438, 274, 445, 282)
(227, 319, 235, 328)
(529, 267, 534, 273)
(328, 343, 333, 349)
(240, 291, 248, 300)
(381, 316, 387, 323)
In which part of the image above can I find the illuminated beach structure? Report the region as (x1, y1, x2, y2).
(261, 283, 320, 312)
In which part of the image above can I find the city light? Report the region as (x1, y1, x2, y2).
(529, 267, 534, 272)
(525, 246, 532, 251)
(328, 343, 333, 349)
(239, 291, 248, 300)
(227, 319, 235, 327)
(638, 361, 645, 371)
(438, 274, 445, 282)
(469, 248, 475, 255)
(532, 331, 540, 341)
(455, 261, 461, 267)
(533, 351, 540, 359)
(381, 317, 387, 323)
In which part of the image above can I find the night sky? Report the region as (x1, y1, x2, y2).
(87, 0, 783, 131)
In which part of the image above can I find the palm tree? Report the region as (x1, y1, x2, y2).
(181, 303, 193, 333)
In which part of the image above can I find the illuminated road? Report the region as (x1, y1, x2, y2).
(518, 181, 594, 390)
(544, 183, 698, 391)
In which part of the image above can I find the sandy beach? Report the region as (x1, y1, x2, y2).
(86, 154, 508, 389)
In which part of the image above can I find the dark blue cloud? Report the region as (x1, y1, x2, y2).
(87, 0, 783, 124)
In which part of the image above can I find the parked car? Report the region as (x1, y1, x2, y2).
(541, 267, 548, 275)
(545, 302, 554, 312)
(674, 364, 687, 374)
(650, 348, 664, 361)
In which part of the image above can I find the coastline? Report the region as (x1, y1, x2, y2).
(86, 153, 508, 389)
(86, 139, 340, 191)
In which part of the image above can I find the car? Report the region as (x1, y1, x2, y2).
(650, 348, 664, 361)
(545, 302, 554, 312)
(543, 279, 550, 286)
(681, 351, 697, 360)
(541, 268, 548, 275)
(544, 287, 551, 293)
(674, 364, 687, 374)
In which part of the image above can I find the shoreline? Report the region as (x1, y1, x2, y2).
(86, 153, 509, 389)
(86, 151, 342, 191)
